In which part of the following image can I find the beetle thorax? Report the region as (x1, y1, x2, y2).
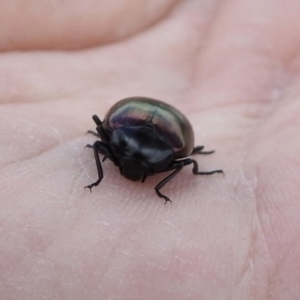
(110, 125, 175, 181)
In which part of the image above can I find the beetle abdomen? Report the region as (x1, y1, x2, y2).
(103, 97, 194, 157)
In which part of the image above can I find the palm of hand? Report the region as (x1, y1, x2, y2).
(1, 1, 300, 299)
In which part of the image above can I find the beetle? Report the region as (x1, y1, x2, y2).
(85, 97, 223, 203)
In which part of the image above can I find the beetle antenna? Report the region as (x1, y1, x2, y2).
(92, 115, 102, 126)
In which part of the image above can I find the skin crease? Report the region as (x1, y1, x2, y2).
(0, 0, 300, 299)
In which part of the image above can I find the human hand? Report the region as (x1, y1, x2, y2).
(1, 1, 300, 299)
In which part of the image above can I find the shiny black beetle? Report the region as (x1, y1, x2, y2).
(85, 97, 223, 203)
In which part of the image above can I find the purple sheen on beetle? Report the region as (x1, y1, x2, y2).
(103, 97, 194, 157)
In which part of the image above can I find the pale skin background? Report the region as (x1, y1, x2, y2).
(0, 0, 300, 299)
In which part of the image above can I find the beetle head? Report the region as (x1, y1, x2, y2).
(110, 125, 174, 181)
(118, 157, 147, 181)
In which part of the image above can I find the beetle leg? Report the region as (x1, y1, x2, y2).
(101, 152, 116, 164)
(87, 140, 118, 165)
(85, 143, 111, 161)
(155, 162, 184, 204)
(154, 158, 223, 203)
(85, 141, 104, 192)
(191, 145, 204, 153)
(85, 141, 120, 191)
(192, 146, 215, 155)
(141, 175, 147, 183)
(86, 130, 100, 137)
(179, 158, 224, 176)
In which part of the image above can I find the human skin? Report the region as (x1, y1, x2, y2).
(1, 0, 300, 299)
